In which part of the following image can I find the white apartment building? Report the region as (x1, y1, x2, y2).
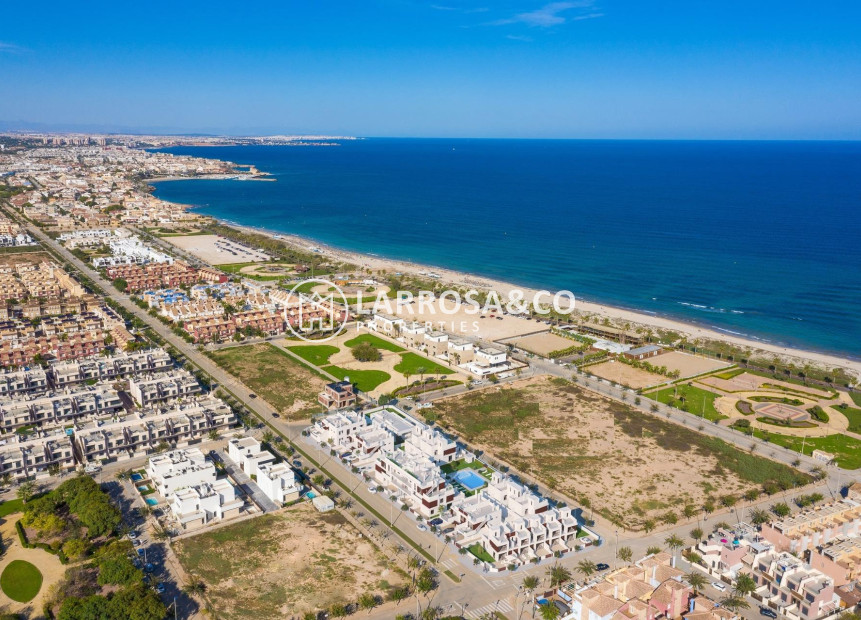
(373, 450, 455, 519)
(0, 367, 49, 398)
(752, 552, 842, 620)
(146, 447, 216, 497)
(49, 348, 173, 388)
(92, 236, 173, 268)
(450, 472, 579, 565)
(404, 423, 458, 464)
(128, 369, 202, 407)
(0, 431, 76, 482)
(0, 386, 123, 433)
(227, 436, 300, 505)
(369, 313, 405, 336)
(310, 410, 365, 450)
(171, 479, 243, 531)
(75, 396, 235, 463)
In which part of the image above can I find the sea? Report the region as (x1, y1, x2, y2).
(151, 139, 861, 359)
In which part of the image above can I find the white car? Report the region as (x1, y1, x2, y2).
(368, 486, 377, 494)
(416, 524, 428, 532)
(712, 582, 727, 592)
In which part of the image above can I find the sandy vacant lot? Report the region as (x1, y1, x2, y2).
(432, 376, 808, 530)
(649, 351, 730, 378)
(174, 504, 407, 619)
(507, 331, 573, 356)
(586, 360, 668, 390)
(163, 234, 270, 264)
(700, 372, 835, 399)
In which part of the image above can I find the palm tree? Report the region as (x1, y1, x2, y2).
(733, 572, 757, 597)
(665, 534, 685, 561)
(683, 504, 697, 520)
(539, 604, 561, 620)
(16, 480, 36, 504)
(183, 577, 207, 597)
(575, 560, 597, 579)
(690, 527, 704, 542)
(618, 546, 633, 563)
(686, 572, 708, 594)
(0, 473, 12, 489)
(358, 592, 377, 613)
(547, 563, 572, 587)
(748, 507, 770, 525)
(115, 469, 132, 482)
(719, 596, 750, 613)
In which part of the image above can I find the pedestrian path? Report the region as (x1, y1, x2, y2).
(466, 598, 513, 618)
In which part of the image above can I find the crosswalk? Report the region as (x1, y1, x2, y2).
(440, 558, 457, 569)
(466, 598, 513, 618)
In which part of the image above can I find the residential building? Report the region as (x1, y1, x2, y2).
(146, 447, 216, 497)
(128, 369, 202, 407)
(318, 380, 357, 409)
(0, 432, 76, 482)
(171, 479, 243, 530)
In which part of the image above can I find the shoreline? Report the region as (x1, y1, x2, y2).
(147, 180, 860, 379)
(200, 215, 861, 377)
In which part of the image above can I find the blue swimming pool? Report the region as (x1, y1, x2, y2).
(306, 491, 317, 499)
(454, 469, 486, 491)
(131, 473, 143, 482)
(145, 498, 158, 506)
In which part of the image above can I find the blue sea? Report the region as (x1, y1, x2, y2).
(151, 140, 861, 359)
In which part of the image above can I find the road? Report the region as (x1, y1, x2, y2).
(9, 209, 859, 619)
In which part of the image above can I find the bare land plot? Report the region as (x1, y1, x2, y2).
(163, 234, 270, 264)
(507, 331, 575, 356)
(648, 351, 730, 378)
(174, 504, 407, 619)
(432, 376, 809, 530)
(700, 372, 836, 399)
(586, 360, 668, 390)
(209, 343, 327, 420)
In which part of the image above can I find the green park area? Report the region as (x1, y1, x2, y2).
(344, 333, 405, 352)
(741, 429, 861, 470)
(1, 560, 42, 603)
(649, 383, 726, 422)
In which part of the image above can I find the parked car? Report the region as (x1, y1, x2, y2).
(596, 563, 610, 571)
(429, 518, 443, 526)
(127, 531, 139, 540)
(712, 582, 727, 592)
(248, 393, 257, 398)
(272, 412, 280, 418)
(368, 486, 377, 494)
(145, 563, 155, 573)
(760, 608, 777, 618)
(156, 582, 166, 594)
(416, 524, 428, 532)
(137, 549, 145, 557)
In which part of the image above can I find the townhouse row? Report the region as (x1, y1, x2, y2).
(0, 385, 123, 433)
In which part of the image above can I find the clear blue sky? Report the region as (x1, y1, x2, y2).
(2, 0, 860, 138)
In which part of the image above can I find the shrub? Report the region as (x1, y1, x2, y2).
(352, 342, 382, 362)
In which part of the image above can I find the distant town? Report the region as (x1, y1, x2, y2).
(0, 133, 860, 620)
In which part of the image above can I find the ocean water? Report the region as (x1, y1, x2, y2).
(151, 140, 861, 358)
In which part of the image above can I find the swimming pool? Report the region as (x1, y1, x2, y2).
(306, 491, 317, 499)
(454, 469, 486, 491)
(145, 498, 158, 506)
(131, 473, 143, 482)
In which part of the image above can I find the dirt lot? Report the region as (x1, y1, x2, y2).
(209, 343, 327, 420)
(586, 360, 668, 389)
(507, 331, 574, 356)
(700, 372, 835, 399)
(173, 504, 407, 619)
(163, 234, 270, 264)
(432, 376, 809, 530)
(648, 351, 730, 378)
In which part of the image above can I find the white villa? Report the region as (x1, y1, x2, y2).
(227, 436, 300, 504)
(146, 447, 216, 497)
(171, 479, 243, 531)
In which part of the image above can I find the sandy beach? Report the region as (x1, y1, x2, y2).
(209, 220, 860, 379)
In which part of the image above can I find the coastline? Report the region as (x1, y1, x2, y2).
(203, 217, 860, 378)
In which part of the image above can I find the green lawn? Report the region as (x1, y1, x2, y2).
(832, 405, 861, 434)
(0, 498, 23, 518)
(850, 392, 861, 407)
(344, 333, 405, 353)
(324, 365, 390, 393)
(650, 383, 726, 421)
(287, 344, 340, 367)
(467, 543, 495, 564)
(751, 430, 861, 470)
(394, 352, 454, 377)
(0, 560, 43, 603)
(440, 459, 486, 475)
(713, 368, 744, 380)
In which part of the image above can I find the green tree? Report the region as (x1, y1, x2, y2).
(748, 508, 770, 525)
(686, 571, 708, 593)
(352, 342, 382, 362)
(17, 480, 37, 503)
(733, 572, 757, 597)
(62, 538, 88, 560)
(618, 546, 633, 563)
(772, 502, 791, 517)
(330, 603, 348, 617)
(690, 527, 704, 542)
(540, 603, 561, 620)
(719, 596, 750, 613)
(576, 559, 597, 578)
(665, 534, 685, 557)
(358, 592, 377, 612)
(646, 546, 662, 556)
(548, 563, 573, 586)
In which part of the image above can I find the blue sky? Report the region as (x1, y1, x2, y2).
(1, 0, 860, 138)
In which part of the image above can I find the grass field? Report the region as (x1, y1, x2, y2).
(714, 368, 744, 380)
(650, 383, 726, 422)
(432, 376, 808, 529)
(323, 365, 390, 392)
(0, 560, 43, 603)
(344, 334, 405, 353)
(851, 392, 861, 407)
(210, 344, 327, 420)
(0, 498, 23, 517)
(750, 430, 861, 470)
(287, 344, 340, 367)
(832, 405, 861, 434)
(394, 352, 454, 377)
(173, 504, 406, 619)
(468, 544, 496, 564)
